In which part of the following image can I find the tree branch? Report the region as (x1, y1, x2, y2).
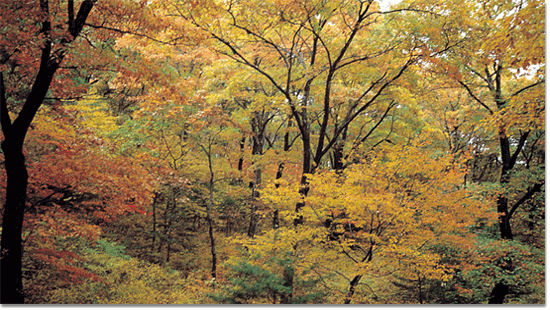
(508, 181, 544, 218)
(69, 0, 97, 39)
(84, 23, 181, 45)
(510, 80, 545, 98)
(458, 80, 494, 114)
(351, 100, 397, 152)
(0, 73, 12, 137)
(10, 0, 97, 146)
(509, 130, 530, 169)
(68, 0, 75, 32)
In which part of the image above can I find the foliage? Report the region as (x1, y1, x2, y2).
(40, 239, 209, 304)
(0, 0, 544, 305)
(210, 248, 329, 304)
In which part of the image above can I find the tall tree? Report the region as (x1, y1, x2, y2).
(399, 0, 545, 303)
(0, 1, 97, 303)
(0, 0, 173, 302)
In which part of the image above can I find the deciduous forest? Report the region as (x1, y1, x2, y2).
(0, 0, 545, 304)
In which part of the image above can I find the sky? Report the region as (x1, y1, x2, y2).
(378, 0, 403, 10)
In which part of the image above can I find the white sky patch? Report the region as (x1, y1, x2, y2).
(378, 0, 403, 11)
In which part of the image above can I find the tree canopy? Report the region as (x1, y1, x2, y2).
(0, 0, 544, 304)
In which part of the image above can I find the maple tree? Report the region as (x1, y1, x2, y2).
(0, 0, 177, 303)
(0, 0, 98, 303)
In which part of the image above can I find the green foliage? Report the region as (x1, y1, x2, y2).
(93, 239, 131, 260)
(414, 235, 546, 304)
(211, 257, 291, 303)
(211, 250, 327, 304)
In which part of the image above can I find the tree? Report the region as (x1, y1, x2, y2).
(394, 0, 545, 303)
(289, 140, 489, 303)
(0, 85, 151, 302)
(183, 0, 419, 193)
(178, 0, 431, 300)
(402, 0, 544, 303)
(0, 0, 175, 302)
(0, 1, 98, 303)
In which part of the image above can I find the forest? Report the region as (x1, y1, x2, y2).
(0, 0, 545, 305)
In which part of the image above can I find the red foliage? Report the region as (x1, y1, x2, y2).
(31, 248, 101, 284)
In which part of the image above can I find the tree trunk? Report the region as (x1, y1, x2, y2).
(487, 128, 522, 302)
(0, 144, 28, 304)
(332, 125, 347, 171)
(280, 263, 294, 304)
(294, 114, 312, 226)
(206, 147, 217, 278)
(206, 189, 217, 278)
(151, 192, 159, 251)
(247, 167, 261, 237)
(460, 66, 537, 304)
(166, 240, 171, 263)
(273, 117, 292, 226)
(165, 192, 176, 263)
(157, 199, 170, 255)
(496, 196, 513, 240)
(237, 136, 245, 172)
(344, 275, 362, 304)
(247, 112, 265, 237)
(418, 276, 423, 304)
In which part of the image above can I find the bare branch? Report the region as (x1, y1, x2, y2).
(510, 130, 530, 169)
(458, 80, 494, 114)
(510, 80, 545, 98)
(508, 181, 544, 218)
(84, 23, 183, 45)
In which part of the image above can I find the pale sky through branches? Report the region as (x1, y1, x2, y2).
(379, 0, 402, 10)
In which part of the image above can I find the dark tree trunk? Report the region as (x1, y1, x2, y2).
(0, 48, 60, 304)
(272, 209, 279, 229)
(487, 134, 514, 302)
(204, 145, 217, 279)
(165, 191, 176, 263)
(294, 111, 312, 227)
(343, 246, 373, 304)
(206, 201, 217, 278)
(157, 198, 171, 255)
(237, 136, 245, 172)
(496, 196, 513, 240)
(418, 276, 423, 304)
(344, 275, 362, 304)
(247, 167, 261, 237)
(273, 117, 292, 226)
(0, 144, 28, 304)
(151, 192, 159, 251)
(487, 128, 528, 302)
(248, 111, 267, 237)
(166, 240, 171, 262)
(459, 65, 542, 304)
(332, 125, 348, 171)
